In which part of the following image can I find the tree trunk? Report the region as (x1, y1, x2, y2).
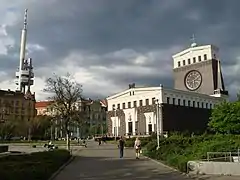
(66, 131, 70, 150)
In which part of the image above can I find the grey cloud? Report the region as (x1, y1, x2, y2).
(1, 0, 240, 100)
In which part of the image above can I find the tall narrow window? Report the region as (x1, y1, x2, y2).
(183, 60, 186, 65)
(188, 59, 191, 64)
(204, 54, 207, 60)
(146, 99, 149, 105)
(122, 103, 125, 109)
(198, 56, 201, 62)
(152, 97, 155, 104)
(193, 101, 195, 107)
(172, 98, 175, 105)
(183, 100, 186, 106)
(167, 97, 170, 104)
(117, 104, 120, 109)
(188, 100, 191, 106)
(178, 61, 181, 67)
(139, 100, 143, 106)
(178, 99, 181, 105)
(133, 101, 137, 107)
(128, 102, 131, 108)
(193, 57, 196, 63)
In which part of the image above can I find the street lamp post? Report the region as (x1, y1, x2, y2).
(155, 99, 160, 150)
(114, 108, 117, 141)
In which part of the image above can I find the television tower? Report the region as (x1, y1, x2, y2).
(15, 9, 34, 94)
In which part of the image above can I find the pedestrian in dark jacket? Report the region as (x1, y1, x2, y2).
(118, 136, 125, 158)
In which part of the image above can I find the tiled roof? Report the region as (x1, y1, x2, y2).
(35, 101, 54, 108)
(100, 99, 107, 107)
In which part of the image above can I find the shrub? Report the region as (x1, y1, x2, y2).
(143, 133, 240, 173)
(0, 149, 71, 180)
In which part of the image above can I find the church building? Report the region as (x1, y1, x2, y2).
(106, 42, 228, 137)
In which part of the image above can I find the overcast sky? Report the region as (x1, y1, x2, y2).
(0, 0, 239, 101)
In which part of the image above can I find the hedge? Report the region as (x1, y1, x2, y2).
(125, 134, 240, 172)
(0, 149, 71, 180)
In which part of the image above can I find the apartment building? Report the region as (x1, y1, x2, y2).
(0, 89, 36, 123)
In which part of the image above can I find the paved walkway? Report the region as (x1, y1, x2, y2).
(54, 142, 191, 180)
(53, 142, 240, 180)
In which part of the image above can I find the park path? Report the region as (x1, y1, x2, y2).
(53, 141, 192, 180)
(53, 141, 240, 180)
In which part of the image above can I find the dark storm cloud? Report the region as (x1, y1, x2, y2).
(1, 0, 240, 99)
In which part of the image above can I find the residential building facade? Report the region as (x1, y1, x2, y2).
(0, 89, 36, 123)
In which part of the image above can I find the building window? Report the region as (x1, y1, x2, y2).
(178, 61, 181, 67)
(152, 97, 155, 104)
(128, 102, 131, 108)
(178, 99, 181, 105)
(133, 101, 137, 107)
(132, 91, 135, 95)
(197, 102, 200, 108)
(206, 103, 208, 108)
(139, 100, 143, 106)
(183, 60, 186, 65)
(204, 54, 207, 60)
(183, 99, 186, 106)
(112, 104, 115, 110)
(15, 101, 19, 106)
(188, 59, 191, 64)
(193, 101, 195, 107)
(172, 98, 175, 105)
(146, 99, 149, 105)
(202, 102, 204, 108)
(122, 103, 125, 109)
(117, 104, 120, 109)
(193, 57, 196, 63)
(210, 104, 212, 109)
(198, 56, 201, 62)
(167, 97, 170, 104)
(130, 92, 132, 96)
(188, 100, 191, 106)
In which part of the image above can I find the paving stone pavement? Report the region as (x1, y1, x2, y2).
(53, 142, 240, 180)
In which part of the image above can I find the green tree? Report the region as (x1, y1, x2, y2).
(237, 91, 240, 101)
(44, 73, 85, 150)
(208, 101, 240, 134)
(0, 118, 17, 140)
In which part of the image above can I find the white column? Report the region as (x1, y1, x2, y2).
(132, 119, 136, 135)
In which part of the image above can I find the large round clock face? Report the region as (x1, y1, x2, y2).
(184, 70, 202, 91)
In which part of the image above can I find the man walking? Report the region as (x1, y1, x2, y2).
(118, 136, 125, 158)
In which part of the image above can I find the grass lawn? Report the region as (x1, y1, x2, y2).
(0, 140, 79, 146)
(0, 149, 71, 180)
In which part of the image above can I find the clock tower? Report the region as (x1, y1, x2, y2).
(172, 40, 228, 96)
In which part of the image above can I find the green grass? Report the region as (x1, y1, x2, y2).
(0, 140, 79, 145)
(0, 149, 71, 180)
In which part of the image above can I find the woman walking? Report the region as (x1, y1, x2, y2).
(134, 137, 141, 159)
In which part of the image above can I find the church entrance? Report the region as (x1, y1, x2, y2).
(148, 124, 153, 135)
(128, 122, 133, 135)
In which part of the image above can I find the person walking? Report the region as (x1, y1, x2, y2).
(134, 137, 141, 159)
(118, 136, 125, 158)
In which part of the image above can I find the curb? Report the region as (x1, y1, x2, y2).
(142, 155, 188, 177)
(48, 155, 76, 180)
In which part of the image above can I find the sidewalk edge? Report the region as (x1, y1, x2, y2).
(48, 155, 76, 180)
(142, 155, 189, 177)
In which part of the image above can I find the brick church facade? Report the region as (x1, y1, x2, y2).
(106, 42, 228, 137)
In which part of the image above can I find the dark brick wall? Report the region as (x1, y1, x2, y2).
(162, 104, 211, 133)
(136, 105, 156, 134)
(107, 110, 125, 136)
